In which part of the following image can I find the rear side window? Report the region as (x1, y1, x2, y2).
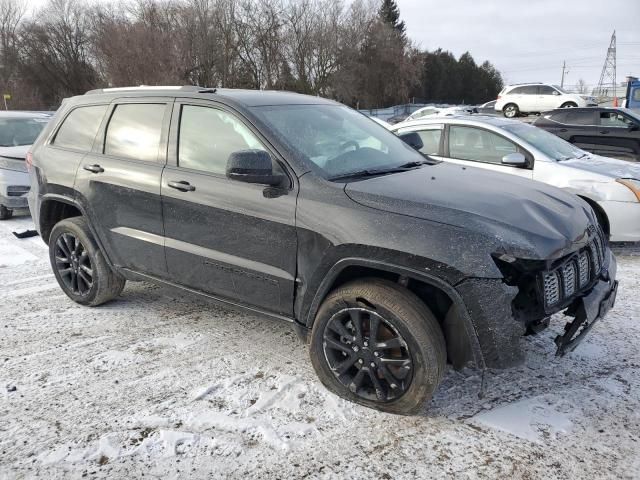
(178, 105, 267, 174)
(104, 104, 165, 162)
(564, 111, 596, 125)
(53, 105, 108, 151)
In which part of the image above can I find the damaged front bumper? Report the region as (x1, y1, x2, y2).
(555, 252, 618, 356)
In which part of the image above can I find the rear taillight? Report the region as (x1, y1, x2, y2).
(26, 151, 33, 171)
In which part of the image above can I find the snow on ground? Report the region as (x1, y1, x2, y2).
(0, 213, 639, 479)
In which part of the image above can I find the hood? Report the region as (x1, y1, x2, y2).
(345, 162, 597, 260)
(561, 154, 640, 180)
(0, 145, 30, 160)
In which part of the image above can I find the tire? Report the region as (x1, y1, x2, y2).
(503, 103, 519, 118)
(49, 217, 125, 306)
(560, 102, 577, 108)
(309, 278, 446, 415)
(0, 205, 13, 220)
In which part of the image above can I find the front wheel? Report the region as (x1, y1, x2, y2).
(49, 217, 125, 306)
(503, 103, 519, 118)
(309, 278, 446, 415)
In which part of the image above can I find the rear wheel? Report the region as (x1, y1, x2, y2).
(561, 102, 577, 108)
(0, 205, 13, 220)
(49, 217, 125, 306)
(503, 103, 519, 118)
(309, 278, 446, 415)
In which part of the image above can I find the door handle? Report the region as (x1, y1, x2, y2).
(559, 128, 568, 132)
(599, 130, 609, 134)
(168, 180, 196, 192)
(83, 164, 104, 173)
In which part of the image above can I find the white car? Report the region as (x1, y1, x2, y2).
(391, 116, 640, 242)
(0, 112, 51, 219)
(495, 83, 598, 118)
(404, 106, 476, 122)
(369, 116, 392, 129)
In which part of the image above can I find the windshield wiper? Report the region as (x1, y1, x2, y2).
(329, 159, 433, 181)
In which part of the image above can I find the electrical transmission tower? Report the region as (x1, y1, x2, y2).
(595, 30, 616, 100)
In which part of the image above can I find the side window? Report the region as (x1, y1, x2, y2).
(521, 86, 539, 95)
(414, 128, 442, 155)
(539, 85, 557, 95)
(508, 86, 525, 95)
(550, 111, 568, 123)
(564, 111, 596, 125)
(178, 105, 268, 175)
(600, 111, 633, 127)
(104, 104, 165, 162)
(449, 126, 517, 164)
(53, 105, 108, 151)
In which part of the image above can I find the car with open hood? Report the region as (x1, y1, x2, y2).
(391, 115, 640, 243)
(28, 87, 617, 414)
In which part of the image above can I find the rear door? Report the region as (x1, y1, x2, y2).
(538, 85, 561, 110)
(559, 109, 599, 151)
(161, 100, 298, 316)
(442, 124, 533, 179)
(74, 99, 171, 278)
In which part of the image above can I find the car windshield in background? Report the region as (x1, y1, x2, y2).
(501, 123, 585, 161)
(0, 117, 48, 147)
(251, 104, 425, 179)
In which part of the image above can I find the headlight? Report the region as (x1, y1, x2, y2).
(616, 178, 640, 202)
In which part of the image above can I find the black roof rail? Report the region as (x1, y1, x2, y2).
(84, 85, 216, 95)
(506, 82, 543, 86)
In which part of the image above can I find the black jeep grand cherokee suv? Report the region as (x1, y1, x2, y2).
(28, 86, 618, 414)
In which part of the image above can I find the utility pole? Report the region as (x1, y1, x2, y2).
(561, 61, 567, 88)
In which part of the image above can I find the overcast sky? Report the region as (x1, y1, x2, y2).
(398, 0, 640, 90)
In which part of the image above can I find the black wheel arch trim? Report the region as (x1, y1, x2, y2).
(39, 194, 117, 271)
(300, 257, 486, 369)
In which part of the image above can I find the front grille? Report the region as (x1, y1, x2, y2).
(541, 226, 606, 310)
(7, 185, 29, 197)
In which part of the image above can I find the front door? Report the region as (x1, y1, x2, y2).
(161, 101, 298, 315)
(74, 100, 171, 278)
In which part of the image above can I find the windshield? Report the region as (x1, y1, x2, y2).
(0, 117, 48, 147)
(553, 85, 569, 94)
(501, 123, 586, 161)
(251, 104, 425, 178)
(623, 109, 640, 122)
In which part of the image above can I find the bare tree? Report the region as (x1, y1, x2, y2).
(575, 78, 588, 94)
(0, 0, 25, 94)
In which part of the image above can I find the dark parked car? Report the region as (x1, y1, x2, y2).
(533, 107, 640, 162)
(28, 87, 618, 414)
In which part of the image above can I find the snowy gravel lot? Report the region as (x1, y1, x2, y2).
(1, 213, 639, 479)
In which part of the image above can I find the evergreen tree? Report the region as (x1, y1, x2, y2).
(378, 0, 406, 38)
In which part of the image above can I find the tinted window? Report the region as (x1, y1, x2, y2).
(538, 85, 557, 95)
(508, 86, 526, 94)
(564, 111, 596, 125)
(633, 89, 640, 101)
(600, 111, 633, 127)
(549, 111, 569, 123)
(520, 86, 539, 95)
(104, 104, 165, 161)
(178, 105, 267, 174)
(449, 126, 517, 164)
(54, 105, 108, 151)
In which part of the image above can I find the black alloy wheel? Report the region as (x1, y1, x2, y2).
(54, 232, 93, 296)
(322, 307, 414, 402)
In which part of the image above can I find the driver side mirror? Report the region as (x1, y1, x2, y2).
(501, 152, 527, 166)
(398, 131, 424, 151)
(552, 91, 560, 96)
(226, 150, 284, 186)
(629, 124, 639, 132)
